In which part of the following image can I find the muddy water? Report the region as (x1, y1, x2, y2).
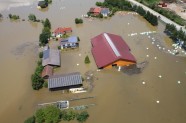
(0, 0, 186, 123)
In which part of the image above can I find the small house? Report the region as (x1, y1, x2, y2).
(89, 7, 102, 15)
(53, 27, 72, 38)
(42, 49, 61, 67)
(101, 8, 110, 17)
(41, 65, 53, 79)
(91, 33, 136, 69)
(38, 0, 48, 8)
(48, 72, 83, 90)
(60, 36, 79, 49)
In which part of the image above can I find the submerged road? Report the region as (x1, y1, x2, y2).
(127, 0, 186, 32)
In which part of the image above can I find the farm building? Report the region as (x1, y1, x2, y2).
(41, 65, 53, 79)
(91, 33, 136, 69)
(53, 27, 72, 38)
(48, 72, 83, 90)
(89, 7, 102, 15)
(42, 49, 61, 67)
(60, 36, 79, 49)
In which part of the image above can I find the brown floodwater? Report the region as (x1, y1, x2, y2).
(0, 0, 186, 123)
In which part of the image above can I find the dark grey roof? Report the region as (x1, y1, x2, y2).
(48, 72, 82, 89)
(42, 49, 61, 66)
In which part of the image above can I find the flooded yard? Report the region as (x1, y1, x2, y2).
(0, 0, 186, 123)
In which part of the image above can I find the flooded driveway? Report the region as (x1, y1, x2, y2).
(0, 0, 186, 123)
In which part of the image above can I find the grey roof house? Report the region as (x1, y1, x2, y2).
(48, 72, 82, 90)
(101, 8, 110, 17)
(42, 49, 61, 67)
(60, 36, 79, 49)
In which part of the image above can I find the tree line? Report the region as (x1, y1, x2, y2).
(96, 0, 158, 26)
(24, 105, 89, 123)
(165, 24, 186, 48)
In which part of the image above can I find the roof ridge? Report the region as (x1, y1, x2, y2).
(103, 33, 121, 57)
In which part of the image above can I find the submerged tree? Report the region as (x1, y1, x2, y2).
(28, 14, 37, 22)
(76, 111, 89, 123)
(44, 18, 51, 29)
(84, 55, 90, 64)
(31, 73, 44, 90)
(24, 116, 35, 123)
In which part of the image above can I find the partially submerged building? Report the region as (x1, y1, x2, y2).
(53, 27, 72, 38)
(42, 49, 61, 67)
(91, 33, 136, 69)
(101, 8, 110, 17)
(89, 7, 102, 16)
(48, 72, 83, 90)
(60, 36, 79, 49)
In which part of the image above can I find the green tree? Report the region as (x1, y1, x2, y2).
(9, 14, 12, 18)
(84, 55, 90, 64)
(44, 18, 51, 29)
(31, 73, 44, 90)
(36, 108, 45, 123)
(24, 116, 35, 123)
(44, 105, 61, 123)
(28, 14, 37, 22)
(39, 52, 43, 58)
(76, 111, 89, 123)
(62, 110, 76, 121)
(39, 32, 49, 45)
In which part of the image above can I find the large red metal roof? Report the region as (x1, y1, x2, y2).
(54, 27, 72, 35)
(91, 33, 136, 68)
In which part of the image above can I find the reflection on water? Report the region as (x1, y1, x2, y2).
(0, 0, 186, 123)
(0, 0, 35, 12)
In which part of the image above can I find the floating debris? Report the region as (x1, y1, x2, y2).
(177, 81, 181, 84)
(146, 47, 149, 50)
(79, 53, 81, 56)
(128, 23, 130, 25)
(156, 100, 160, 104)
(77, 63, 79, 66)
(142, 81, 146, 85)
(146, 55, 149, 57)
(154, 57, 157, 59)
(158, 75, 162, 78)
(152, 42, 154, 44)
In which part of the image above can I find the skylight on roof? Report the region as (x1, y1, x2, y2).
(103, 33, 121, 57)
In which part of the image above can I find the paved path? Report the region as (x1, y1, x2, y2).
(127, 0, 186, 32)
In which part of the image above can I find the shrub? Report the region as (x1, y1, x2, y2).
(84, 55, 90, 64)
(75, 18, 83, 24)
(0, 13, 3, 18)
(28, 14, 37, 22)
(24, 116, 35, 123)
(58, 46, 61, 50)
(76, 111, 89, 123)
(39, 52, 43, 58)
(78, 37, 80, 41)
(98, 13, 103, 18)
(62, 110, 77, 121)
(43, 81, 48, 88)
(36, 108, 45, 123)
(31, 73, 44, 90)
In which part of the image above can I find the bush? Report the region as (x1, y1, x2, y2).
(76, 111, 89, 123)
(31, 73, 44, 90)
(9, 14, 19, 20)
(43, 18, 51, 29)
(84, 55, 90, 64)
(78, 37, 80, 41)
(28, 14, 37, 22)
(43, 81, 48, 88)
(75, 18, 83, 24)
(98, 13, 103, 18)
(58, 46, 61, 50)
(39, 52, 43, 58)
(24, 116, 35, 123)
(36, 106, 61, 123)
(62, 110, 77, 121)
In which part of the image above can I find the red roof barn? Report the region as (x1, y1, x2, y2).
(91, 33, 136, 69)
(89, 7, 102, 15)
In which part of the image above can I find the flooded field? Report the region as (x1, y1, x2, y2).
(0, 0, 186, 123)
